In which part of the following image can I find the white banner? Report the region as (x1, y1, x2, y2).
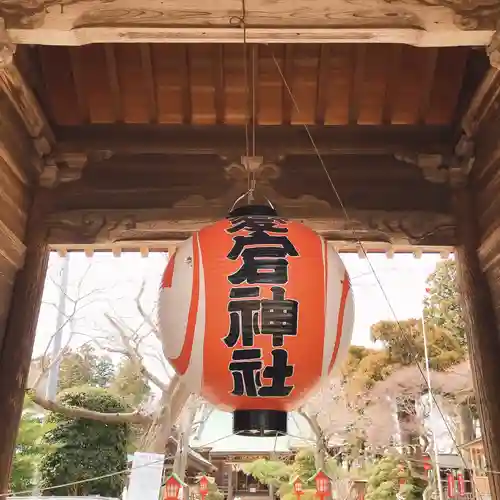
(127, 452, 165, 500)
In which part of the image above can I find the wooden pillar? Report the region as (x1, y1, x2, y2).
(453, 183, 500, 500)
(0, 189, 50, 493)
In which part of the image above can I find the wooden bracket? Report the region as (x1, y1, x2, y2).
(39, 152, 90, 188)
(395, 136, 475, 186)
(0, 19, 15, 68)
(488, 31, 500, 70)
(395, 153, 448, 183)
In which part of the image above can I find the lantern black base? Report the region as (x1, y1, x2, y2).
(233, 410, 288, 437)
(228, 204, 278, 218)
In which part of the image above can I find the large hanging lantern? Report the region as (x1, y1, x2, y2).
(159, 205, 354, 436)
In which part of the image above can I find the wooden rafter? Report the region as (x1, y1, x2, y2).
(32, 44, 479, 129)
(54, 124, 455, 157)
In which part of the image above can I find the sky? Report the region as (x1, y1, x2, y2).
(33, 250, 457, 452)
(35, 250, 443, 356)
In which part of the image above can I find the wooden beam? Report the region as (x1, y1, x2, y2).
(453, 183, 500, 500)
(6, 26, 494, 48)
(46, 206, 456, 248)
(50, 241, 453, 257)
(54, 124, 455, 157)
(0, 189, 50, 493)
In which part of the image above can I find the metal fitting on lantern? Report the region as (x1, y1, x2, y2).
(228, 203, 277, 218)
(233, 409, 288, 436)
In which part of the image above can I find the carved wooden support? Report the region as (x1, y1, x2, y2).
(395, 141, 474, 184)
(40, 152, 91, 188)
(45, 201, 456, 248)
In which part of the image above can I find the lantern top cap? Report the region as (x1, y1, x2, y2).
(290, 475, 303, 485)
(228, 204, 278, 218)
(165, 473, 188, 487)
(308, 469, 332, 482)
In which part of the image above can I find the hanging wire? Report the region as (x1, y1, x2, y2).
(267, 46, 482, 498)
(230, 0, 258, 205)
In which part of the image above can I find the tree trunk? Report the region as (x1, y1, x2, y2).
(0, 190, 50, 494)
(458, 403, 475, 444)
(396, 398, 420, 447)
(140, 376, 190, 454)
(453, 184, 500, 500)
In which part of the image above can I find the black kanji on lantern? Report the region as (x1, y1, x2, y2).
(224, 286, 299, 348)
(229, 348, 263, 397)
(226, 216, 288, 235)
(228, 348, 294, 397)
(261, 287, 298, 347)
(226, 216, 298, 285)
(258, 349, 294, 397)
(224, 287, 261, 347)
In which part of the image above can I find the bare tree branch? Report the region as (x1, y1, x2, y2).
(104, 313, 168, 392)
(28, 391, 152, 425)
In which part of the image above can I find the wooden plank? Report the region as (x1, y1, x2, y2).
(114, 44, 151, 124)
(391, 46, 433, 125)
(181, 45, 192, 125)
(356, 45, 390, 125)
(139, 45, 157, 124)
(315, 45, 330, 126)
(382, 45, 403, 125)
(104, 44, 123, 123)
(73, 45, 114, 124)
(0, 218, 26, 271)
(417, 48, 439, 124)
(257, 45, 283, 125)
(348, 45, 366, 125)
(0, 190, 50, 494)
(213, 45, 225, 125)
(189, 45, 216, 125)
(38, 46, 80, 126)
(151, 45, 184, 124)
(68, 47, 90, 124)
(0, 185, 27, 239)
(426, 47, 469, 125)
(54, 124, 455, 156)
(281, 44, 293, 125)
(323, 45, 356, 125)
(289, 44, 319, 125)
(223, 45, 247, 125)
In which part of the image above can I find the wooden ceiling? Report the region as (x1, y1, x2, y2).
(30, 43, 485, 129)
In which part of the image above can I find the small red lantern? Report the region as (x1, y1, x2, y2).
(199, 476, 209, 498)
(312, 470, 330, 498)
(423, 454, 432, 471)
(292, 477, 304, 499)
(457, 473, 465, 497)
(447, 472, 455, 499)
(398, 463, 406, 486)
(164, 474, 185, 500)
(159, 205, 354, 436)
